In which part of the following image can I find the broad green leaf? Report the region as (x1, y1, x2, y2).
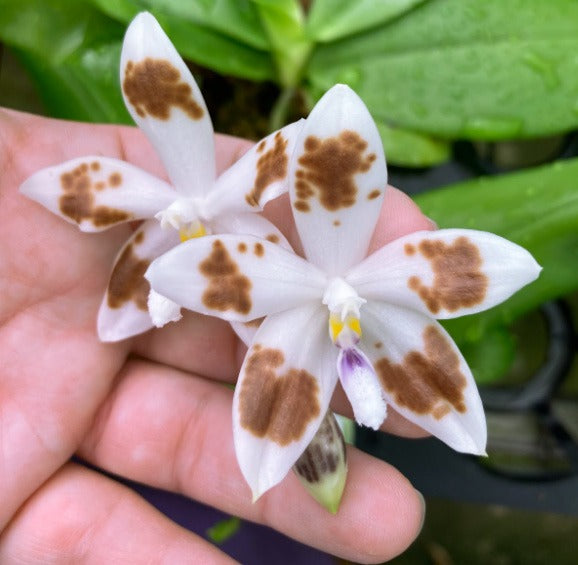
(88, 0, 276, 80)
(90, 0, 270, 50)
(159, 15, 275, 81)
(308, 0, 578, 141)
(0, 0, 123, 61)
(459, 326, 516, 385)
(15, 45, 130, 123)
(0, 0, 129, 122)
(306, 0, 428, 42)
(377, 122, 450, 167)
(414, 158, 578, 345)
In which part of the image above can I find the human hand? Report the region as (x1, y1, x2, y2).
(0, 108, 426, 563)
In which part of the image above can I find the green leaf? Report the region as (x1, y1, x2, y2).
(306, 0, 428, 42)
(90, 0, 270, 50)
(0, 0, 123, 60)
(0, 0, 130, 122)
(15, 44, 130, 123)
(459, 326, 516, 385)
(88, 0, 276, 80)
(414, 158, 578, 345)
(307, 0, 578, 141)
(376, 122, 450, 167)
(206, 516, 241, 544)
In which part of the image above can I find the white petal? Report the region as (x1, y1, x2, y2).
(232, 304, 338, 499)
(361, 301, 487, 455)
(98, 219, 180, 341)
(20, 157, 178, 232)
(145, 235, 327, 322)
(206, 120, 305, 216)
(210, 212, 293, 252)
(147, 289, 183, 328)
(289, 84, 387, 276)
(346, 229, 542, 319)
(120, 12, 215, 195)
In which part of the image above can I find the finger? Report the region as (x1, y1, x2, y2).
(132, 311, 242, 382)
(79, 360, 425, 563)
(368, 186, 437, 252)
(0, 463, 236, 564)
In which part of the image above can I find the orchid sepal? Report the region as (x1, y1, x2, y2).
(20, 157, 178, 233)
(232, 304, 339, 500)
(345, 228, 542, 320)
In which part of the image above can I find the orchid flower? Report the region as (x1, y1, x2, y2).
(145, 84, 541, 500)
(19, 12, 302, 341)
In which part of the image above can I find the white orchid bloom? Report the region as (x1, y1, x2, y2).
(19, 12, 302, 341)
(146, 84, 541, 500)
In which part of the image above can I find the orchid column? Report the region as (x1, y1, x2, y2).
(146, 84, 541, 500)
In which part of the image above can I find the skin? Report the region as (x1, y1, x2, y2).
(0, 107, 433, 564)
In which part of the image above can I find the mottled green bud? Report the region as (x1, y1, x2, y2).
(293, 411, 347, 514)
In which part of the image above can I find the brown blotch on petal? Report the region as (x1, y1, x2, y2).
(238, 243, 248, 253)
(245, 132, 288, 207)
(404, 243, 416, 256)
(107, 244, 150, 311)
(294, 130, 375, 212)
(376, 325, 467, 419)
(254, 243, 264, 257)
(294, 201, 311, 213)
(90, 161, 101, 171)
(59, 163, 131, 227)
(108, 173, 122, 187)
(408, 236, 488, 314)
(266, 234, 279, 244)
(367, 189, 381, 200)
(199, 240, 252, 314)
(239, 347, 320, 445)
(123, 58, 204, 121)
(333, 220, 341, 227)
(374, 341, 383, 349)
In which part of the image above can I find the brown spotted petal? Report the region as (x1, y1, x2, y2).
(20, 157, 178, 232)
(209, 212, 294, 347)
(361, 301, 487, 454)
(145, 234, 327, 323)
(289, 84, 387, 276)
(232, 304, 339, 499)
(120, 13, 215, 196)
(345, 228, 541, 319)
(98, 219, 180, 341)
(206, 120, 305, 217)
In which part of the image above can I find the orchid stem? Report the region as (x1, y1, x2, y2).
(269, 87, 296, 133)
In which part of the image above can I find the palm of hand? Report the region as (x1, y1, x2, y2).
(0, 109, 424, 563)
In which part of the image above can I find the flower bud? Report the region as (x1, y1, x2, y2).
(293, 411, 347, 514)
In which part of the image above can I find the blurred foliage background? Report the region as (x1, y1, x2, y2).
(1, 0, 578, 387)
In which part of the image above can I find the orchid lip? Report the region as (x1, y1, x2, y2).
(337, 345, 387, 430)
